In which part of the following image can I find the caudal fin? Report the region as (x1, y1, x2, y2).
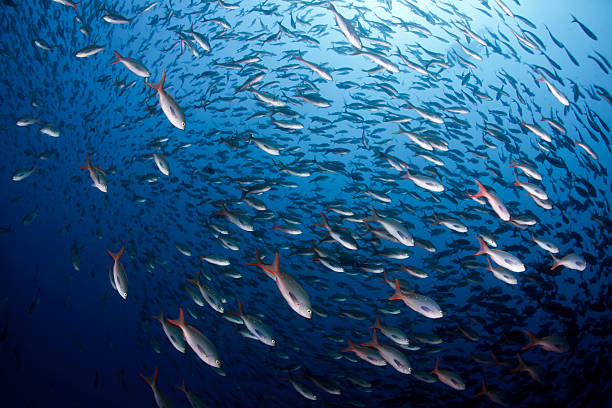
(550, 253, 561, 270)
(361, 328, 380, 348)
(474, 236, 489, 256)
(109, 51, 123, 65)
(521, 330, 539, 351)
(146, 69, 166, 92)
(139, 367, 158, 389)
(369, 316, 382, 331)
(471, 179, 489, 199)
(167, 308, 186, 329)
(430, 357, 440, 374)
(106, 246, 124, 262)
(176, 378, 188, 395)
(388, 279, 403, 301)
(474, 379, 488, 398)
(340, 337, 357, 353)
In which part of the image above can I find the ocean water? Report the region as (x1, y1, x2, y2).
(0, 0, 610, 407)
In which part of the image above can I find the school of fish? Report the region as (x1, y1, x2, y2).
(1, 0, 611, 407)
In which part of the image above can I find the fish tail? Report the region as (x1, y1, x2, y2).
(106, 246, 124, 262)
(176, 379, 188, 395)
(388, 279, 403, 301)
(237, 299, 245, 316)
(369, 316, 382, 331)
(474, 379, 488, 398)
(474, 237, 489, 256)
(430, 357, 439, 374)
(550, 253, 561, 270)
(150, 308, 164, 323)
(167, 308, 185, 328)
(339, 337, 356, 353)
(522, 330, 539, 350)
(139, 367, 158, 389)
(509, 352, 526, 373)
(78, 153, 91, 170)
(315, 212, 330, 229)
(471, 179, 489, 199)
(361, 328, 379, 348)
(109, 51, 122, 65)
(146, 69, 166, 91)
(513, 169, 521, 186)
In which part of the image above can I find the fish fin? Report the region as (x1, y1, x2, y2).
(270, 252, 280, 275)
(471, 179, 488, 198)
(109, 50, 122, 65)
(361, 328, 379, 348)
(78, 153, 91, 170)
(522, 330, 539, 350)
(139, 367, 158, 389)
(369, 316, 382, 331)
(176, 378, 188, 394)
(315, 212, 329, 229)
(167, 308, 185, 328)
(550, 253, 560, 270)
(474, 236, 489, 256)
(106, 246, 124, 262)
(430, 357, 440, 374)
(474, 379, 488, 398)
(237, 299, 244, 316)
(388, 279, 403, 301)
(512, 169, 521, 186)
(340, 337, 356, 353)
(146, 69, 166, 91)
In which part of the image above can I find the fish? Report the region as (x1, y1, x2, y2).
(106, 246, 128, 299)
(247, 250, 312, 319)
(168, 308, 221, 368)
(146, 70, 185, 130)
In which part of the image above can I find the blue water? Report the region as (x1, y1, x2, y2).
(1, 0, 610, 407)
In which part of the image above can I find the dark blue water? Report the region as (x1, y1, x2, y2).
(1, 0, 610, 407)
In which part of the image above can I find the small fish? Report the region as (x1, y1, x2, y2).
(146, 70, 185, 130)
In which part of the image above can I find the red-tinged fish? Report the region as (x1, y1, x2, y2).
(340, 337, 387, 367)
(146, 70, 185, 130)
(176, 379, 208, 408)
(187, 271, 224, 313)
(361, 329, 411, 374)
(522, 330, 569, 353)
(364, 205, 414, 247)
(474, 379, 511, 406)
(388, 279, 443, 319)
(474, 237, 525, 272)
(247, 250, 312, 319)
(109, 51, 150, 78)
(106, 246, 128, 299)
(430, 357, 466, 390)
(78, 153, 107, 193)
(230, 299, 275, 346)
(550, 253, 586, 271)
(168, 308, 221, 367)
(509, 353, 544, 384)
(151, 309, 186, 353)
(484, 257, 517, 285)
(140, 367, 176, 408)
(471, 180, 510, 221)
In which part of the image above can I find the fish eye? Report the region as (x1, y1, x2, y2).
(307, 309, 311, 314)
(215, 359, 220, 365)
(271, 339, 276, 344)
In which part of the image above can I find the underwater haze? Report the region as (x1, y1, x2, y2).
(0, 0, 611, 407)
